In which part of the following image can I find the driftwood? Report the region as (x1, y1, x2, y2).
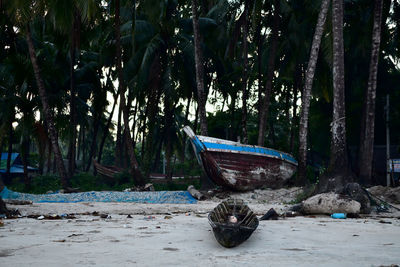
(187, 185, 205, 200)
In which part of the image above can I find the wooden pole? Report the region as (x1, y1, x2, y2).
(386, 94, 390, 187)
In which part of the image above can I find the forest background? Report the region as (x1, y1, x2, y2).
(0, 0, 399, 193)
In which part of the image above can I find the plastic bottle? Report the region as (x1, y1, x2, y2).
(331, 213, 347, 219)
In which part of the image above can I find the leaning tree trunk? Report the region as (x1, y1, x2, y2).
(318, 0, 350, 193)
(115, 0, 144, 185)
(192, 0, 208, 136)
(257, 0, 280, 146)
(26, 25, 69, 189)
(358, 0, 384, 185)
(297, 0, 331, 184)
(241, 0, 249, 144)
(115, 104, 123, 167)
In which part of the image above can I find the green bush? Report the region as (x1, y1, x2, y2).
(9, 175, 61, 194)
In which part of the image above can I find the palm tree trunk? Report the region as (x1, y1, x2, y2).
(257, 0, 280, 146)
(26, 25, 69, 189)
(358, 0, 384, 185)
(241, 0, 249, 144)
(192, 0, 208, 136)
(85, 114, 100, 171)
(21, 136, 30, 189)
(97, 93, 118, 164)
(318, 0, 349, 193)
(67, 11, 79, 178)
(297, 0, 330, 184)
(329, 0, 348, 171)
(115, 0, 144, 185)
(115, 104, 122, 167)
(290, 64, 301, 153)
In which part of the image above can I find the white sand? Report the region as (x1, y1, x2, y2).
(1, 189, 400, 266)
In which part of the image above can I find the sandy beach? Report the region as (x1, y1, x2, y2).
(1, 189, 400, 266)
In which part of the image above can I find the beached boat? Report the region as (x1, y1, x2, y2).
(93, 159, 124, 178)
(208, 199, 259, 248)
(183, 126, 298, 191)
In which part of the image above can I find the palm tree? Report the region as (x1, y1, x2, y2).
(318, 0, 350, 192)
(115, 0, 144, 185)
(192, 0, 208, 136)
(297, 0, 331, 184)
(257, 0, 280, 146)
(26, 26, 70, 189)
(241, 0, 249, 144)
(358, 0, 384, 185)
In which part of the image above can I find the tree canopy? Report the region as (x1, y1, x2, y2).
(1, 0, 399, 190)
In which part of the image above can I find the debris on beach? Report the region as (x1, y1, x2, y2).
(331, 213, 347, 219)
(4, 199, 33, 205)
(260, 208, 279, 220)
(124, 183, 155, 192)
(0, 197, 20, 219)
(208, 199, 258, 248)
(187, 185, 205, 200)
(367, 186, 400, 204)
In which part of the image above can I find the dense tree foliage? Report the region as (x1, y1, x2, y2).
(0, 0, 399, 190)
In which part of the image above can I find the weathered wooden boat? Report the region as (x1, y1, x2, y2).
(93, 159, 200, 184)
(93, 159, 124, 178)
(183, 126, 298, 191)
(208, 199, 258, 248)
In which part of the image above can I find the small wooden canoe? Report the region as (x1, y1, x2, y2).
(208, 199, 259, 248)
(183, 126, 298, 191)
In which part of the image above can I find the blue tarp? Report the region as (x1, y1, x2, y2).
(0, 153, 38, 173)
(0, 187, 197, 204)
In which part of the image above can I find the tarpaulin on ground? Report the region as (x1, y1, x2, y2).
(0, 187, 197, 204)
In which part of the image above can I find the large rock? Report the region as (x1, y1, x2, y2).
(302, 193, 361, 215)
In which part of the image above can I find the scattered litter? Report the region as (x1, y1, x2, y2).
(260, 208, 279, 220)
(378, 220, 392, 224)
(283, 211, 300, 217)
(187, 185, 205, 200)
(100, 214, 109, 219)
(228, 215, 238, 223)
(4, 199, 32, 205)
(331, 213, 347, 219)
(163, 247, 179, 251)
(185, 213, 190, 216)
(144, 216, 155, 220)
(37, 215, 44, 220)
(164, 215, 173, 219)
(0, 219, 3, 227)
(68, 233, 83, 237)
(53, 239, 66, 242)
